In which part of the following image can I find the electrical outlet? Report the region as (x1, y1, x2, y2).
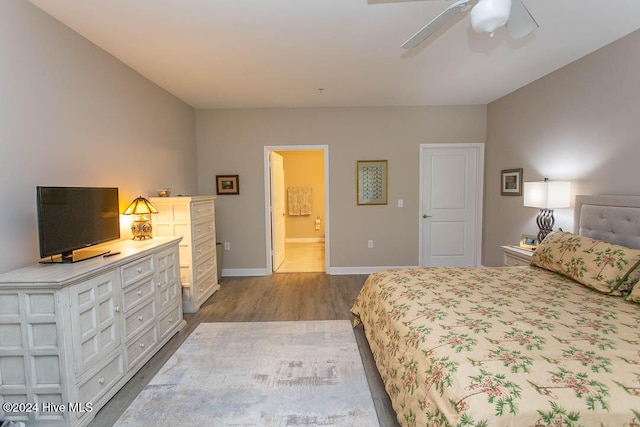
(368, 240, 374, 248)
(398, 199, 404, 208)
(224, 242, 230, 251)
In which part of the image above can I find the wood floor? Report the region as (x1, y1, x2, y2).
(88, 273, 400, 427)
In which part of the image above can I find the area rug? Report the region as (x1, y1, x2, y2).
(115, 320, 379, 426)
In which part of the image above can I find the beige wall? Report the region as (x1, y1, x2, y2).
(0, 0, 197, 273)
(196, 106, 486, 272)
(278, 150, 325, 240)
(10, 0, 635, 274)
(484, 29, 640, 266)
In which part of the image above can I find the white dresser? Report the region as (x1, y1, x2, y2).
(0, 238, 185, 427)
(150, 196, 219, 313)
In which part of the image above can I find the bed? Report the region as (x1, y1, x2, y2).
(351, 195, 640, 427)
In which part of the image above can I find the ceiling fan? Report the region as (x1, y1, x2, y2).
(401, 0, 538, 49)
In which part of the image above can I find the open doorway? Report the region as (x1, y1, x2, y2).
(264, 145, 330, 274)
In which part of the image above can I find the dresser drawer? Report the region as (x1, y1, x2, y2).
(124, 299, 156, 340)
(192, 217, 214, 242)
(121, 277, 155, 313)
(193, 239, 215, 264)
(158, 304, 182, 340)
(77, 353, 125, 407)
(121, 256, 154, 288)
(191, 201, 214, 221)
(504, 255, 531, 267)
(194, 254, 216, 282)
(126, 325, 158, 370)
(195, 270, 217, 304)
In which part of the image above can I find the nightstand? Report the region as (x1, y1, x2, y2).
(500, 245, 534, 266)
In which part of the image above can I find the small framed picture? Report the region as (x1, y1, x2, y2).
(519, 234, 538, 249)
(501, 168, 523, 196)
(216, 175, 239, 195)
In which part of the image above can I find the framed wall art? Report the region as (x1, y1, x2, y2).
(216, 175, 239, 195)
(357, 160, 388, 205)
(501, 168, 523, 196)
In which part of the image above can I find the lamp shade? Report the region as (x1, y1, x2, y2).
(523, 180, 571, 209)
(470, 0, 512, 34)
(123, 196, 158, 216)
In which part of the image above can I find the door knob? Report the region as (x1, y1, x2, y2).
(423, 214, 432, 218)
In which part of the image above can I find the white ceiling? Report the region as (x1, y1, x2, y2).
(27, 0, 640, 109)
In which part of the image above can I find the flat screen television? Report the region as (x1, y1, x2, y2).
(37, 186, 120, 263)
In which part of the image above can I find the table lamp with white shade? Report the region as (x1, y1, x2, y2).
(523, 178, 571, 243)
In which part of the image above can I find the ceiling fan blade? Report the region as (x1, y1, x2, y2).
(506, 0, 538, 39)
(401, 0, 470, 49)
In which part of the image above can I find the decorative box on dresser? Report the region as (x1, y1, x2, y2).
(500, 245, 534, 266)
(0, 237, 185, 427)
(149, 196, 219, 313)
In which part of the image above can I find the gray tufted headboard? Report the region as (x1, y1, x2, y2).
(574, 195, 640, 249)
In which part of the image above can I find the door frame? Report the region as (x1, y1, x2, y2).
(263, 145, 330, 274)
(418, 143, 485, 267)
(270, 151, 286, 271)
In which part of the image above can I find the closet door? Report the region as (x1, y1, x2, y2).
(420, 144, 484, 267)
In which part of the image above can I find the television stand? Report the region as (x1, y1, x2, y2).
(0, 237, 185, 427)
(39, 248, 110, 264)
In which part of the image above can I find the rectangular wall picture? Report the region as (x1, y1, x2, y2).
(357, 160, 388, 205)
(501, 168, 522, 196)
(216, 175, 239, 195)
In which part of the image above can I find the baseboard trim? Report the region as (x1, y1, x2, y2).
(222, 266, 420, 277)
(328, 266, 418, 275)
(221, 268, 268, 277)
(284, 238, 325, 243)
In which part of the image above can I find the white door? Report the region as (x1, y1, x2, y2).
(264, 145, 330, 275)
(270, 152, 286, 271)
(420, 144, 484, 267)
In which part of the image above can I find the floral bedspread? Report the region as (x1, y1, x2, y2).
(351, 266, 640, 427)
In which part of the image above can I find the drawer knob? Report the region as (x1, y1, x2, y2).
(168, 317, 173, 323)
(98, 377, 105, 385)
(137, 267, 143, 273)
(114, 306, 120, 313)
(139, 342, 145, 348)
(138, 315, 144, 321)
(137, 290, 143, 296)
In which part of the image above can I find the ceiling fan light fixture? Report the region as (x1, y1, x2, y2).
(470, 0, 512, 34)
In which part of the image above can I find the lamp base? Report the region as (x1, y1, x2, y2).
(131, 216, 153, 240)
(536, 208, 555, 243)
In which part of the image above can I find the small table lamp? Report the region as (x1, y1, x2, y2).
(123, 196, 158, 240)
(523, 178, 571, 243)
